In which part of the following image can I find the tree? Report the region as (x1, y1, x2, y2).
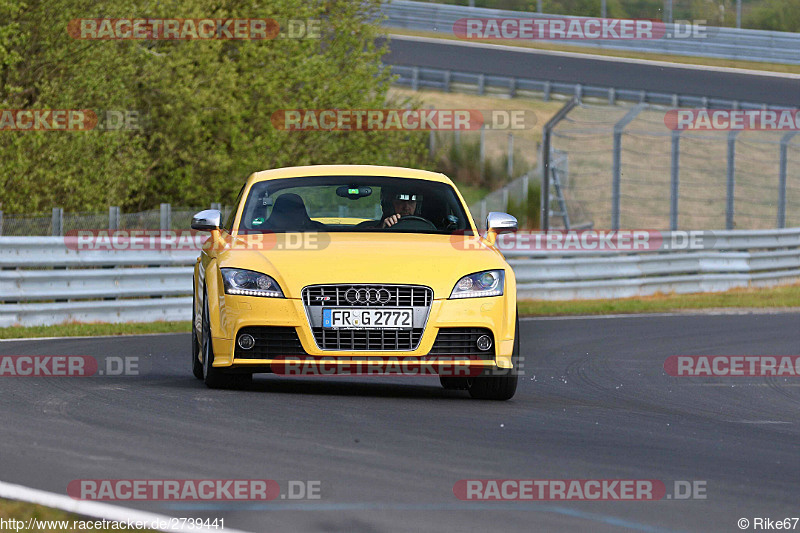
(0, 0, 429, 213)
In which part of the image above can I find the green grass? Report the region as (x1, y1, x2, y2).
(0, 499, 156, 532)
(519, 284, 800, 316)
(0, 321, 191, 340)
(2, 287, 799, 340)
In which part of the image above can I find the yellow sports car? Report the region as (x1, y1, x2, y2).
(191, 165, 520, 400)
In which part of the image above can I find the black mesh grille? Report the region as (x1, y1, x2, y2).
(429, 328, 494, 356)
(303, 285, 432, 307)
(234, 326, 305, 359)
(312, 328, 424, 351)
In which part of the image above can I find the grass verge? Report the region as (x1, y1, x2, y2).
(0, 321, 191, 340)
(388, 29, 800, 75)
(518, 284, 800, 316)
(0, 284, 800, 339)
(2, 286, 799, 339)
(0, 498, 156, 532)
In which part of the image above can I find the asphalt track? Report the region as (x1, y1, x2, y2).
(383, 36, 800, 107)
(1, 313, 799, 532)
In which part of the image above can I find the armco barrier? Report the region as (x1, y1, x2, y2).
(390, 64, 782, 110)
(1, 229, 800, 326)
(381, 0, 800, 65)
(507, 228, 800, 299)
(0, 236, 197, 327)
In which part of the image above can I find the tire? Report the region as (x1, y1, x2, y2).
(201, 288, 251, 389)
(191, 286, 204, 380)
(468, 313, 519, 401)
(439, 376, 470, 390)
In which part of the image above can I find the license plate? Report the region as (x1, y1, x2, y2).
(322, 308, 412, 329)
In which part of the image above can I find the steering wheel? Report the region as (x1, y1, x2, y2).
(387, 215, 437, 230)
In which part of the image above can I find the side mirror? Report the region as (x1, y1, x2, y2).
(486, 212, 518, 234)
(191, 209, 221, 231)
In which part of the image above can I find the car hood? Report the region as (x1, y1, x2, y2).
(216, 232, 507, 299)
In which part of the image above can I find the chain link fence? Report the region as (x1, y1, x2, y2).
(468, 172, 538, 229)
(546, 102, 800, 231)
(0, 205, 234, 236)
(427, 126, 541, 228)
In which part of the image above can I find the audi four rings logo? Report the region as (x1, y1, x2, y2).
(344, 287, 392, 305)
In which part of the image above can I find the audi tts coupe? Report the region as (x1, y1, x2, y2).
(191, 165, 520, 400)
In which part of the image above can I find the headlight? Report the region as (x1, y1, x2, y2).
(450, 270, 504, 299)
(220, 268, 284, 298)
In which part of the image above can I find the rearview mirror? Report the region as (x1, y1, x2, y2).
(336, 185, 373, 199)
(191, 209, 221, 231)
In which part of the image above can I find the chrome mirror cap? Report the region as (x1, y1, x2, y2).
(486, 212, 518, 234)
(191, 209, 221, 231)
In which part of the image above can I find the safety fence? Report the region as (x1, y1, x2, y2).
(540, 101, 800, 232)
(0, 204, 233, 237)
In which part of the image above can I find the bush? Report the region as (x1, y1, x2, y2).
(507, 182, 541, 229)
(434, 136, 533, 191)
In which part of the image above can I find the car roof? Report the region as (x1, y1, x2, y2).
(247, 165, 455, 186)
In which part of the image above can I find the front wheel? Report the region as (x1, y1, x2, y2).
(468, 314, 519, 401)
(191, 287, 203, 380)
(201, 288, 251, 389)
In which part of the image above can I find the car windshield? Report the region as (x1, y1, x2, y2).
(236, 176, 473, 234)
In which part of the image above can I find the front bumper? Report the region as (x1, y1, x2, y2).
(210, 294, 515, 370)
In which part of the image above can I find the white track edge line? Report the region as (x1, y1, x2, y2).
(0, 480, 251, 533)
(521, 309, 800, 320)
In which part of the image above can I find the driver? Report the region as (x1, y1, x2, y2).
(381, 189, 423, 228)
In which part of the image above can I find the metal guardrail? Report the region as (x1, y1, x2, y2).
(0, 237, 198, 267)
(0, 236, 196, 327)
(382, 0, 800, 65)
(0, 298, 192, 329)
(391, 65, 784, 110)
(2, 229, 800, 326)
(506, 228, 800, 298)
(0, 267, 191, 301)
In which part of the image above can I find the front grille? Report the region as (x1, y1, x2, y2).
(429, 328, 494, 356)
(303, 284, 433, 351)
(303, 284, 432, 307)
(234, 326, 306, 359)
(313, 328, 424, 351)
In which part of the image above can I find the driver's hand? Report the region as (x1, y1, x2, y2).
(381, 214, 402, 228)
